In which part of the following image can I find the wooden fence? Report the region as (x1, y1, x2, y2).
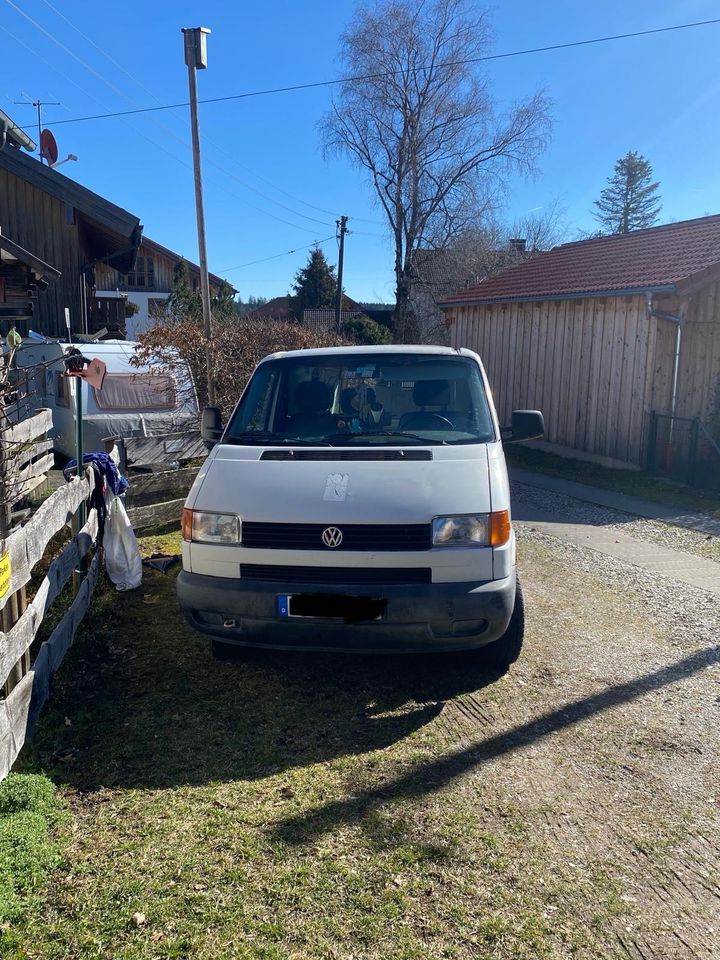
(104, 432, 203, 531)
(125, 465, 199, 530)
(0, 409, 99, 779)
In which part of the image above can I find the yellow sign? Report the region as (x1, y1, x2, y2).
(0, 553, 11, 599)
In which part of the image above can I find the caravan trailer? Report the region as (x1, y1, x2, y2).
(13, 339, 199, 459)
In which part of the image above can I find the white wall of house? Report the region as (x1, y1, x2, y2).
(96, 288, 169, 340)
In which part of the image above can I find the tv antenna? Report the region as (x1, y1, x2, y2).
(13, 95, 60, 162)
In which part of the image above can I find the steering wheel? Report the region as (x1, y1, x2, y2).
(400, 412, 454, 431)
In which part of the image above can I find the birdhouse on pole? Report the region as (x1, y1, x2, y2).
(182, 27, 211, 69)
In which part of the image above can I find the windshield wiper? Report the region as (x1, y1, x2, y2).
(224, 432, 329, 446)
(325, 430, 444, 445)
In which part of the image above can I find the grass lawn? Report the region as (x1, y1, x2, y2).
(5, 529, 718, 959)
(506, 445, 720, 518)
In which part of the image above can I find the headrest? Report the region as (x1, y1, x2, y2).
(413, 379, 450, 407)
(294, 379, 333, 413)
(340, 387, 358, 415)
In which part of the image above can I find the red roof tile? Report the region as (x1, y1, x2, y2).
(442, 214, 720, 305)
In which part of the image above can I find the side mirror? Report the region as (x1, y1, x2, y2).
(201, 406, 223, 450)
(501, 409, 544, 444)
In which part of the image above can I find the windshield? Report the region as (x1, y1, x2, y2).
(224, 353, 496, 446)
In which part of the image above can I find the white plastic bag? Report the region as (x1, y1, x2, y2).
(103, 488, 142, 591)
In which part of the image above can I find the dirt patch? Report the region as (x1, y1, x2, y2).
(12, 535, 720, 959)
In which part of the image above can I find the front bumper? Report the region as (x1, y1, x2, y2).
(176, 569, 516, 653)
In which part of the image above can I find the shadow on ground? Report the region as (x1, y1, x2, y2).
(32, 569, 501, 791)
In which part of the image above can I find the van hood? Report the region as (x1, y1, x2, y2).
(190, 445, 492, 524)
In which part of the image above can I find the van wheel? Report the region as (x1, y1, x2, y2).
(482, 578, 524, 671)
(211, 638, 243, 662)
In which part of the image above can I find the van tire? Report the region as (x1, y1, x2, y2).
(482, 578, 524, 670)
(211, 638, 243, 662)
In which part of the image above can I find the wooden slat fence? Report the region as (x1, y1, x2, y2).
(108, 431, 205, 471)
(0, 408, 100, 779)
(125, 465, 199, 531)
(3, 408, 54, 503)
(105, 435, 202, 531)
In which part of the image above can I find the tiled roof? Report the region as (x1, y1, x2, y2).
(246, 295, 295, 319)
(441, 215, 720, 305)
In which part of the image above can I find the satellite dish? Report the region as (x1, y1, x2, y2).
(40, 128, 58, 166)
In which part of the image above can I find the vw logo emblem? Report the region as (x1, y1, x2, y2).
(322, 526, 343, 548)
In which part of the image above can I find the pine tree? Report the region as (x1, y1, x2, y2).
(291, 248, 338, 318)
(593, 151, 661, 234)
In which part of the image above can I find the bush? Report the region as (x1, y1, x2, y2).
(0, 774, 64, 922)
(134, 314, 351, 418)
(341, 316, 393, 345)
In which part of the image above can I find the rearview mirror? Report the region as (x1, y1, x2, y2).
(201, 406, 223, 450)
(501, 409, 544, 444)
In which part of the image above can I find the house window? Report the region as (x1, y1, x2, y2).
(126, 256, 155, 290)
(92, 373, 177, 411)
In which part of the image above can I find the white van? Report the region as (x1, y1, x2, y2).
(177, 346, 543, 667)
(13, 340, 198, 459)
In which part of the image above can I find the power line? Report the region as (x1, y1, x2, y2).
(3, 3, 334, 235)
(32, 0, 335, 228)
(9, 0, 340, 227)
(220, 236, 336, 273)
(18, 17, 720, 130)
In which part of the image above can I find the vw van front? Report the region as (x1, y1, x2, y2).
(177, 346, 542, 666)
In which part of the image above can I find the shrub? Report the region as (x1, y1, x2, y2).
(134, 314, 350, 417)
(342, 316, 393, 345)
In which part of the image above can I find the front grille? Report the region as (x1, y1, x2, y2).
(242, 522, 432, 552)
(260, 449, 433, 461)
(240, 564, 431, 585)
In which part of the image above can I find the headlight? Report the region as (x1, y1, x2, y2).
(432, 511, 511, 547)
(433, 515, 489, 546)
(182, 509, 241, 543)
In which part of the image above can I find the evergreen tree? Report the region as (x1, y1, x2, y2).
(593, 151, 661, 234)
(291, 248, 338, 318)
(235, 295, 268, 316)
(166, 259, 201, 320)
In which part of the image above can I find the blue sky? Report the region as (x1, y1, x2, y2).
(2, 0, 719, 303)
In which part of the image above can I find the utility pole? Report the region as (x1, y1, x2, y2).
(181, 27, 215, 407)
(14, 97, 60, 162)
(335, 215, 349, 334)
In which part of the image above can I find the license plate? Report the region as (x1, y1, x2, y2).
(276, 594, 384, 621)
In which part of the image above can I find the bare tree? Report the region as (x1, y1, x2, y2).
(323, 0, 551, 341)
(509, 196, 568, 252)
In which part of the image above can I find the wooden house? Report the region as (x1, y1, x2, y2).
(0, 135, 142, 340)
(95, 236, 232, 340)
(0, 232, 61, 328)
(441, 215, 720, 475)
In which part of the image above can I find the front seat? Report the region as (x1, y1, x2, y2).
(399, 379, 452, 430)
(289, 379, 336, 433)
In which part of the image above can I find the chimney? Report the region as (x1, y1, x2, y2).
(509, 238, 527, 253)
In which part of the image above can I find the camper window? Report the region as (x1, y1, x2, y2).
(93, 373, 177, 411)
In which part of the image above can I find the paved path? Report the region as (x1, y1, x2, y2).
(511, 467, 720, 537)
(511, 471, 720, 597)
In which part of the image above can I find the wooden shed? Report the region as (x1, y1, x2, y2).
(442, 215, 720, 472)
(0, 141, 142, 339)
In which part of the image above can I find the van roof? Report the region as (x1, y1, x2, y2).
(262, 344, 472, 362)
